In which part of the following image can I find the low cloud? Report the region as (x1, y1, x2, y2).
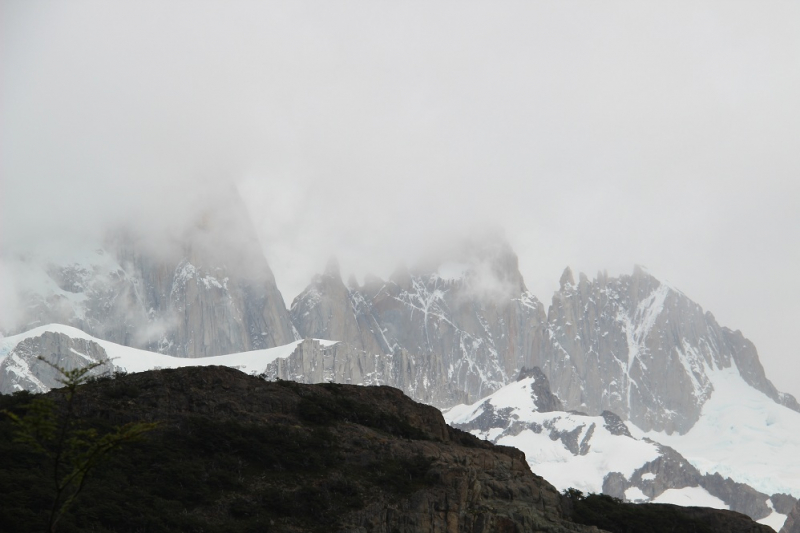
(2, 1, 799, 398)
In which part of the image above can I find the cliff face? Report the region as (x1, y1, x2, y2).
(9, 230, 797, 437)
(530, 266, 796, 434)
(782, 500, 800, 533)
(291, 240, 548, 406)
(8, 211, 296, 358)
(290, 257, 797, 434)
(263, 338, 470, 407)
(111, 236, 297, 357)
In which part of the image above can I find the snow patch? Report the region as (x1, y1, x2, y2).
(1, 324, 339, 389)
(624, 487, 647, 502)
(651, 486, 727, 510)
(643, 366, 800, 498)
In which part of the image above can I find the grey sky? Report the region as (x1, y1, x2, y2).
(2, 1, 799, 398)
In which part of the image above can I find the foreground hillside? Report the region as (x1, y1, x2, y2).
(0, 366, 774, 532)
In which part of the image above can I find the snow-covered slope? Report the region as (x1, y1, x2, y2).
(445, 367, 797, 528)
(0, 324, 335, 393)
(446, 372, 660, 495)
(638, 367, 800, 499)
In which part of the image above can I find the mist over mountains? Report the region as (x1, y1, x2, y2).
(4, 4, 800, 530)
(2, 204, 800, 530)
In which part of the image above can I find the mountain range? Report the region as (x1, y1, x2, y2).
(2, 221, 798, 531)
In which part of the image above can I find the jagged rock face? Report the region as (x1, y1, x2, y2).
(291, 255, 797, 432)
(291, 240, 547, 407)
(531, 266, 796, 434)
(112, 238, 296, 357)
(517, 366, 564, 413)
(8, 228, 296, 359)
(782, 500, 800, 533)
(0, 332, 110, 393)
(263, 339, 469, 407)
(773, 494, 799, 516)
(289, 258, 386, 356)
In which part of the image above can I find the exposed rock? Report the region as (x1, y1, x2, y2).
(118, 242, 297, 357)
(289, 259, 386, 356)
(290, 237, 548, 407)
(530, 266, 798, 434)
(0, 332, 111, 394)
(291, 255, 797, 434)
(782, 499, 800, 533)
(772, 494, 799, 515)
(9, 201, 296, 358)
(519, 366, 564, 412)
(448, 367, 776, 524)
(601, 410, 632, 437)
(624, 443, 772, 520)
(30, 365, 601, 532)
(262, 338, 469, 407)
(602, 473, 629, 500)
(700, 473, 771, 522)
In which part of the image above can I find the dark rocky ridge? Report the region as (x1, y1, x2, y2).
(0, 366, 775, 532)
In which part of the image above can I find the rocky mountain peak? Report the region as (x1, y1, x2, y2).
(517, 366, 564, 412)
(388, 262, 412, 289)
(290, 236, 547, 407)
(532, 266, 796, 434)
(559, 266, 575, 289)
(324, 255, 341, 279)
(6, 202, 296, 358)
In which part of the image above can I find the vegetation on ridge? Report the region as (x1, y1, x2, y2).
(0, 367, 774, 533)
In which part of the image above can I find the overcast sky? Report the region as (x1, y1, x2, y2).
(2, 1, 799, 399)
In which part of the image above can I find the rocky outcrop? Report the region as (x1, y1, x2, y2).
(0, 331, 111, 393)
(518, 366, 564, 412)
(1, 364, 774, 533)
(19, 365, 600, 532)
(772, 494, 799, 515)
(290, 258, 386, 356)
(113, 235, 296, 357)
(782, 500, 800, 533)
(263, 338, 469, 407)
(616, 443, 773, 521)
(291, 238, 548, 407)
(530, 266, 798, 434)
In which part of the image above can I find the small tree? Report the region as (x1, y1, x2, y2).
(3, 359, 158, 533)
